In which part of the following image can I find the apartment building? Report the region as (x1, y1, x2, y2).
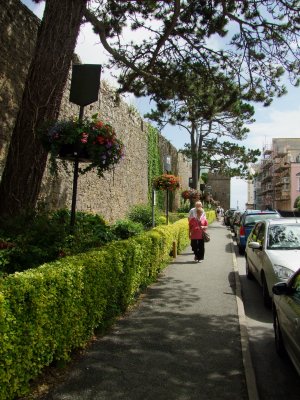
(253, 138, 300, 211)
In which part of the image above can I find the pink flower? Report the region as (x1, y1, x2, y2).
(80, 132, 89, 143)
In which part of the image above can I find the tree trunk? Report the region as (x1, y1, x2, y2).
(189, 122, 199, 209)
(197, 133, 204, 182)
(0, 0, 87, 218)
(190, 122, 199, 190)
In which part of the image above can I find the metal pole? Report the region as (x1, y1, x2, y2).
(166, 189, 169, 224)
(70, 105, 84, 231)
(152, 188, 155, 228)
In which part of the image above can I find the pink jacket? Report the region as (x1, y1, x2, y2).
(189, 216, 208, 240)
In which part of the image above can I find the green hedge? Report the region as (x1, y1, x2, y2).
(0, 219, 189, 400)
(205, 210, 216, 225)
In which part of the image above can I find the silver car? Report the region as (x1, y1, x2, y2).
(245, 218, 300, 307)
(272, 268, 300, 376)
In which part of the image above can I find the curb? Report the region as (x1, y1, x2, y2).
(231, 239, 260, 400)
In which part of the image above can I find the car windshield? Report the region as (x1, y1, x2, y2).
(268, 224, 300, 250)
(244, 213, 280, 226)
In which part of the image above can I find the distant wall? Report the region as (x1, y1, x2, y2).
(207, 173, 230, 211)
(0, 0, 191, 222)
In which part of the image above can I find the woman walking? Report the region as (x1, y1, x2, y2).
(189, 206, 208, 263)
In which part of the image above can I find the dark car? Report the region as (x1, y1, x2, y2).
(231, 211, 244, 237)
(236, 210, 280, 254)
(224, 208, 236, 226)
(272, 268, 300, 376)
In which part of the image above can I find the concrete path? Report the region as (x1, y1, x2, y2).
(40, 221, 255, 400)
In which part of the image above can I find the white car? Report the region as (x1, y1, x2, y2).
(272, 268, 300, 376)
(245, 218, 300, 307)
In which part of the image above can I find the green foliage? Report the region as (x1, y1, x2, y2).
(127, 204, 161, 229)
(294, 196, 300, 210)
(181, 140, 261, 178)
(205, 210, 217, 225)
(201, 172, 208, 184)
(168, 213, 187, 223)
(156, 216, 167, 225)
(93, 1, 300, 104)
(177, 202, 191, 213)
(146, 66, 260, 181)
(0, 219, 189, 399)
(0, 210, 114, 275)
(110, 219, 144, 240)
(147, 126, 164, 209)
(177, 212, 188, 219)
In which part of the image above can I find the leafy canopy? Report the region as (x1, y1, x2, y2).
(84, 0, 300, 105)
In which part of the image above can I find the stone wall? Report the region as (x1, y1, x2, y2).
(207, 173, 230, 211)
(0, 0, 39, 161)
(0, 0, 191, 222)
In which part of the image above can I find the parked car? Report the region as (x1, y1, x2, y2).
(272, 268, 300, 376)
(245, 218, 300, 307)
(229, 210, 241, 231)
(224, 208, 236, 226)
(231, 211, 243, 237)
(236, 210, 280, 254)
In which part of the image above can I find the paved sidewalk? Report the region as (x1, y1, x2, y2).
(40, 222, 251, 400)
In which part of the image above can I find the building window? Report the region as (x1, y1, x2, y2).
(298, 177, 300, 192)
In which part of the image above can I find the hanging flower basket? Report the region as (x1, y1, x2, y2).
(153, 174, 180, 191)
(57, 143, 90, 163)
(181, 189, 201, 202)
(40, 113, 125, 177)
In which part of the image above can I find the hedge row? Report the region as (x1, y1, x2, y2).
(0, 218, 190, 400)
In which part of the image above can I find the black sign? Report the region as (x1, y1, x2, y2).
(70, 64, 102, 106)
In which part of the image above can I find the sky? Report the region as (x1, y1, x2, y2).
(21, 0, 300, 209)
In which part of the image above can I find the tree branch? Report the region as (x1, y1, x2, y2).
(83, 7, 154, 81)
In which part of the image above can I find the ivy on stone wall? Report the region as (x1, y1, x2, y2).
(147, 125, 164, 209)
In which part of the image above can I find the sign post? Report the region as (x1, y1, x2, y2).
(164, 155, 171, 224)
(152, 188, 156, 228)
(69, 64, 101, 230)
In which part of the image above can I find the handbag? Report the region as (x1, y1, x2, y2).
(203, 230, 210, 242)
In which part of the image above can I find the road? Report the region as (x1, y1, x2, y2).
(232, 229, 300, 399)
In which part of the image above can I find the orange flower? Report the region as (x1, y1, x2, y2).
(95, 121, 103, 128)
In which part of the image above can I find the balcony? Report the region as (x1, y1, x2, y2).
(274, 147, 288, 157)
(281, 193, 291, 200)
(263, 145, 273, 155)
(274, 162, 290, 173)
(261, 175, 272, 184)
(261, 158, 273, 169)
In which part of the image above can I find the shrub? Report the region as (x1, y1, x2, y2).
(156, 216, 167, 225)
(177, 212, 188, 219)
(111, 219, 144, 240)
(294, 196, 300, 210)
(0, 210, 114, 275)
(127, 204, 161, 229)
(0, 219, 190, 399)
(177, 202, 191, 213)
(168, 212, 187, 223)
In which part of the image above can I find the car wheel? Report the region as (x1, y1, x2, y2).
(245, 257, 253, 280)
(273, 308, 286, 357)
(262, 273, 272, 308)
